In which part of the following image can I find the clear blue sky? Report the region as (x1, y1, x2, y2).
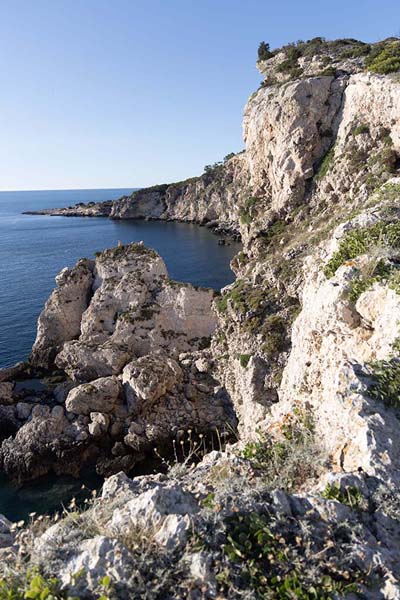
(0, 0, 399, 191)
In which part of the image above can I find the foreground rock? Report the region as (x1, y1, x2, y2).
(1, 451, 399, 598)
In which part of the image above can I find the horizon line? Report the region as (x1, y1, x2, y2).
(0, 185, 141, 193)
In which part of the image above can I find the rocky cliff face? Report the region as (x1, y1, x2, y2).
(2, 36, 400, 598)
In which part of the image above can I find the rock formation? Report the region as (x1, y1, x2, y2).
(2, 36, 400, 598)
(0, 242, 235, 484)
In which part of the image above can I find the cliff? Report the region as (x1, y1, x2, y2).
(2, 36, 400, 598)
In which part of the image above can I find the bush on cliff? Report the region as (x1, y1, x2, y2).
(365, 39, 400, 74)
(257, 41, 273, 61)
(324, 220, 400, 278)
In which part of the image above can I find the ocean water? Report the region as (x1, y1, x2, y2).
(0, 188, 240, 520)
(0, 188, 240, 369)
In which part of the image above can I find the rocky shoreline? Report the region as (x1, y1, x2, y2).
(2, 36, 400, 598)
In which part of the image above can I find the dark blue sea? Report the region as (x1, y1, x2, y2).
(0, 188, 240, 369)
(0, 188, 239, 520)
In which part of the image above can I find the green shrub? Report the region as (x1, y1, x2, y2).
(0, 570, 66, 600)
(322, 482, 366, 510)
(276, 45, 303, 78)
(324, 220, 400, 278)
(367, 359, 400, 409)
(239, 197, 260, 225)
(317, 66, 336, 77)
(353, 124, 370, 135)
(216, 280, 272, 316)
(259, 220, 287, 246)
(222, 512, 359, 598)
(258, 41, 273, 61)
(347, 259, 393, 302)
(340, 42, 371, 59)
(239, 354, 252, 368)
(239, 410, 321, 492)
(315, 145, 336, 180)
(261, 314, 287, 356)
(365, 40, 400, 74)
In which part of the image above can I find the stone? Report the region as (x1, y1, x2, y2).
(194, 358, 210, 373)
(16, 402, 32, 420)
(0, 383, 14, 405)
(153, 513, 191, 549)
(58, 536, 134, 594)
(30, 259, 94, 369)
(109, 483, 199, 546)
(65, 376, 121, 415)
(122, 355, 182, 409)
(88, 412, 110, 437)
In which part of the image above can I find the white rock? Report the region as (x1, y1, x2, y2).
(65, 376, 121, 415)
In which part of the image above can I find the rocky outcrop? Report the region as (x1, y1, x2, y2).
(111, 153, 250, 236)
(23, 200, 114, 217)
(27, 154, 250, 238)
(31, 259, 95, 369)
(0, 242, 235, 483)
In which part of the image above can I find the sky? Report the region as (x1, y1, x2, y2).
(0, 0, 399, 191)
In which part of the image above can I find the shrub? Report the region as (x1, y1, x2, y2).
(222, 512, 359, 598)
(347, 259, 393, 302)
(324, 220, 400, 278)
(0, 570, 66, 600)
(317, 66, 336, 77)
(239, 354, 252, 368)
(239, 409, 322, 492)
(239, 196, 260, 225)
(353, 124, 370, 135)
(366, 358, 400, 409)
(259, 220, 287, 246)
(315, 145, 336, 180)
(365, 40, 400, 74)
(258, 41, 273, 61)
(322, 482, 366, 510)
(261, 314, 287, 356)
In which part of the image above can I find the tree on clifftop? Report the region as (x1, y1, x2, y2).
(258, 41, 273, 61)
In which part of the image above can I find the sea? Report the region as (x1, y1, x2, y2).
(0, 188, 240, 520)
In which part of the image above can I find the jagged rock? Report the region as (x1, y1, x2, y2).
(0, 362, 29, 383)
(65, 376, 122, 415)
(58, 536, 135, 594)
(88, 412, 110, 437)
(54, 243, 217, 381)
(0, 406, 18, 440)
(243, 76, 346, 216)
(30, 259, 94, 369)
(0, 514, 14, 549)
(15, 402, 32, 420)
(56, 341, 131, 382)
(0, 383, 14, 405)
(0, 403, 95, 483)
(109, 483, 198, 549)
(122, 355, 182, 409)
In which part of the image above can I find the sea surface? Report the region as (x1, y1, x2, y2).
(0, 188, 240, 369)
(0, 188, 240, 520)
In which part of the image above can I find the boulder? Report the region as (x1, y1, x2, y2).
(65, 376, 122, 415)
(0, 383, 14, 405)
(109, 483, 199, 549)
(122, 355, 182, 410)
